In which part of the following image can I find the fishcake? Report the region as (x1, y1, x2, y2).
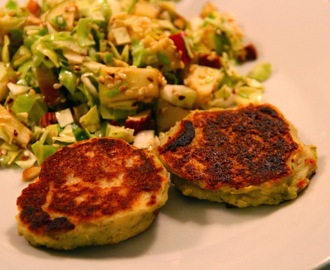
(157, 103, 317, 208)
(16, 138, 169, 250)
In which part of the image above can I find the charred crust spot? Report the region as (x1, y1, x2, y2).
(160, 120, 195, 152)
(45, 217, 75, 233)
(17, 181, 75, 234)
(147, 76, 154, 82)
(159, 104, 298, 189)
(17, 138, 166, 235)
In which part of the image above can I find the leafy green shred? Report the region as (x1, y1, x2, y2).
(0, 0, 271, 172)
(31, 141, 57, 165)
(247, 62, 272, 82)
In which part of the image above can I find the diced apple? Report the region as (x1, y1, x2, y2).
(133, 130, 155, 149)
(184, 64, 223, 107)
(124, 110, 154, 134)
(156, 99, 190, 132)
(160, 84, 197, 109)
(46, 0, 77, 31)
(55, 108, 74, 128)
(132, 1, 160, 18)
(112, 27, 131, 46)
(98, 66, 165, 106)
(0, 105, 32, 148)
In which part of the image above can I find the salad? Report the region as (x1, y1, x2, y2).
(0, 0, 271, 180)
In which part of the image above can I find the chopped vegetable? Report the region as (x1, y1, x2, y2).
(0, 0, 271, 173)
(55, 108, 74, 128)
(247, 62, 272, 82)
(184, 64, 223, 107)
(0, 105, 32, 148)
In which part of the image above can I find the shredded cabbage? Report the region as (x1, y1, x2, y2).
(0, 0, 271, 172)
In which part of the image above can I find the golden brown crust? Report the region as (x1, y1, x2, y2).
(158, 104, 299, 190)
(17, 138, 167, 236)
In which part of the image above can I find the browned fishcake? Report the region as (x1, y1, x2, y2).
(17, 138, 169, 249)
(157, 103, 318, 207)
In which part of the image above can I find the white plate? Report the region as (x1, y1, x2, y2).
(1, 0, 330, 269)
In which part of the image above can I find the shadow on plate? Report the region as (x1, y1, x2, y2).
(161, 184, 288, 226)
